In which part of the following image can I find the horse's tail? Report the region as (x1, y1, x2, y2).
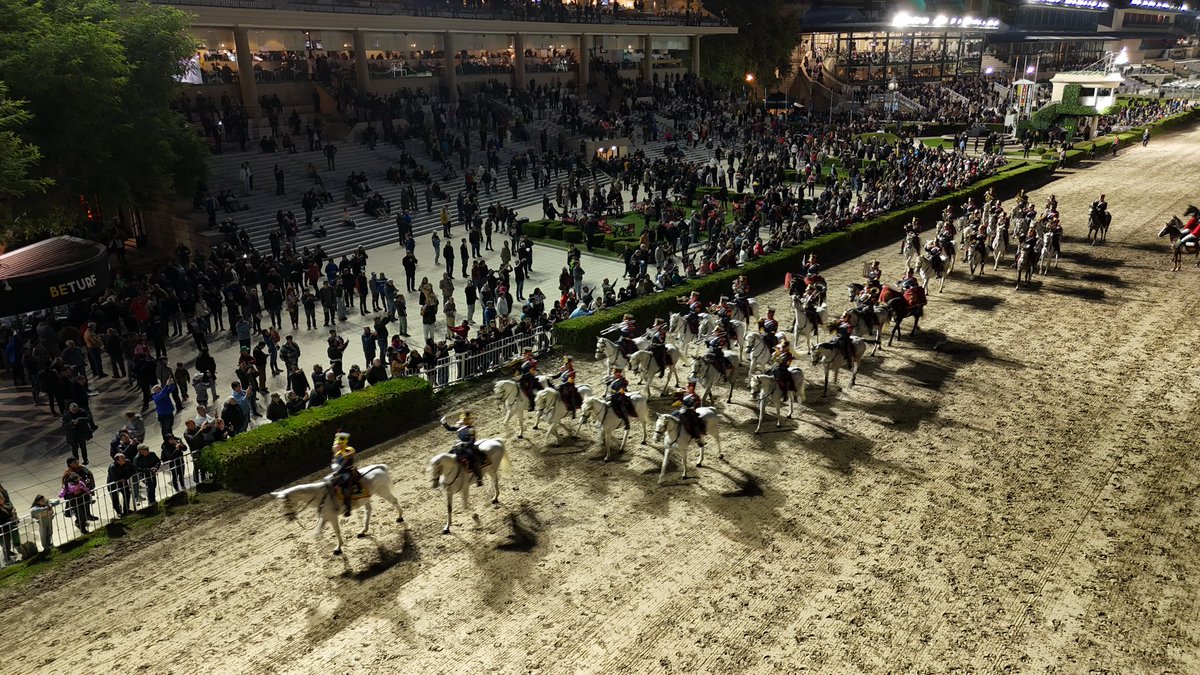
(498, 445, 513, 474)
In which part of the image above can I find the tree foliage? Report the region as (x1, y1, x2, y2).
(699, 0, 800, 92)
(0, 0, 208, 242)
(0, 82, 52, 209)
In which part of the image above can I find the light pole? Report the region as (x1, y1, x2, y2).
(888, 77, 898, 133)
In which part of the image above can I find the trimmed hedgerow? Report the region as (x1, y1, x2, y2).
(196, 377, 433, 495)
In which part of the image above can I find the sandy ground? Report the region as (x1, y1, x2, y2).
(3, 130, 1200, 674)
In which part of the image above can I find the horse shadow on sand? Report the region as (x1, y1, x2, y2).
(301, 529, 420, 646)
(469, 500, 551, 611)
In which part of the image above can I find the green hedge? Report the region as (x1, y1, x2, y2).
(563, 226, 584, 243)
(197, 377, 434, 494)
(546, 223, 565, 239)
(525, 221, 547, 237)
(554, 162, 1053, 353)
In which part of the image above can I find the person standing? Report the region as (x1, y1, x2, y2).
(106, 453, 136, 517)
(274, 164, 285, 195)
(324, 143, 338, 171)
(443, 239, 455, 278)
(459, 238, 469, 278)
(151, 380, 178, 441)
(432, 232, 441, 265)
(30, 495, 59, 553)
(403, 251, 418, 292)
(239, 161, 253, 196)
(465, 283, 477, 324)
(62, 402, 95, 464)
(133, 443, 163, 505)
(58, 473, 93, 534)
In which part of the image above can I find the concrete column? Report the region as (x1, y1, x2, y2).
(691, 35, 701, 75)
(642, 34, 653, 83)
(233, 27, 259, 116)
(353, 30, 371, 96)
(443, 32, 459, 104)
(513, 34, 526, 90)
(578, 33, 591, 87)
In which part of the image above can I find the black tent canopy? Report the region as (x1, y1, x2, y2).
(0, 236, 110, 317)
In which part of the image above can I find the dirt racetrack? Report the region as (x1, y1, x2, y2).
(4, 131, 1200, 674)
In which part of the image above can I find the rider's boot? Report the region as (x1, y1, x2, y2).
(342, 489, 352, 517)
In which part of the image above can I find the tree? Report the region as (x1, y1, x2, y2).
(700, 0, 800, 92)
(0, 82, 52, 211)
(0, 0, 208, 243)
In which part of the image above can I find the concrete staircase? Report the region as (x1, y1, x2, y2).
(192, 116, 715, 260)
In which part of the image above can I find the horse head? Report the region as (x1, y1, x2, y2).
(579, 396, 598, 423)
(593, 337, 609, 361)
(749, 375, 763, 398)
(428, 453, 453, 489)
(1159, 219, 1179, 239)
(533, 387, 555, 413)
(846, 283, 864, 300)
(1186, 204, 1200, 218)
(271, 489, 300, 521)
(653, 414, 669, 441)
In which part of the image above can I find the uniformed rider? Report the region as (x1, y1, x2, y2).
(769, 338, 797, 394)
(705, 327, 732, 380)
(556, 355, 582, 417)
(757, 308, 780, 351)
(605, 366, 634, 430)
(732, 274, 752, 321)
(648, 317, 670, 378)
(516, 347, 541, 412)
(331, 431, 360, 517)
(441, 411, 484, 486)
(671, 380, 706, 447)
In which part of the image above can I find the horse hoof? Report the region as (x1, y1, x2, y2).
(491, 498, 499, 505)
(442, 527, 451, 535)
(517, 434, 524, 439)
(333, 548, 343, 556)
(356, 533, 367, 539)
(396, 517, 404, 523)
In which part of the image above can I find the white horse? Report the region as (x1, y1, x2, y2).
(901, 231, 922, 258)
(1015, 245, 1036, 289)
(991, 221, 1010, 271)
(1039, 230, 1058, 275)
(532, 384, 592, 447)
(691, 351, 740, 404)
(965, 238, 987, 278)
(493, 376, 552, 438)
(743, 331, 781, 386)
(579, 393, 650, 461)
(652, 409, 723, 482)
(428, 439, 510, 534)
(908, 252, 947, 293)
(272, 463, 405, 556)
(668, 312, 703, 357)
(594, 336, 637, 371)
(628, 346, 685, 396)
(811, 338, 870, 397)
(791, 297, 827, 353)
(749, 369, 805, 432)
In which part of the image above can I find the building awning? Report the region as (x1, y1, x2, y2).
(0, 236, 110, 316)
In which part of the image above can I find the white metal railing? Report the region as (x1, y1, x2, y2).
(0, 450, 206, 568)
(894, 91, 927, 113)
(420, 328, 555, 390)
(942, 86, 970, 105)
